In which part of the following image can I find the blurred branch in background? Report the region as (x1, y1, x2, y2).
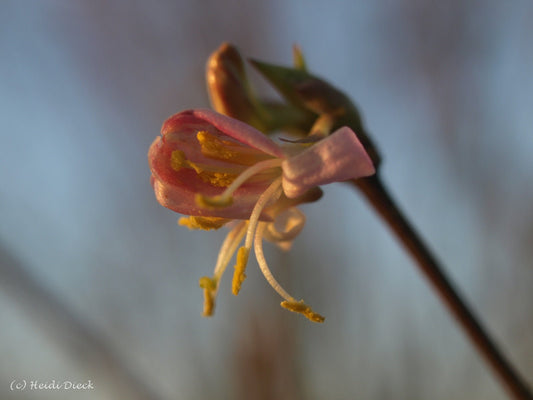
(233, 314, 305, 400)
(0, 241, 163, 400)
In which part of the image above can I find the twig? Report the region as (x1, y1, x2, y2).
(352, 174, 532, 400)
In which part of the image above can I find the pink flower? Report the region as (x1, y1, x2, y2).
(148, 109, 375, 322)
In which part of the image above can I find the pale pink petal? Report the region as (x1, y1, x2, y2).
(148, 133, 274, 220)
(151, 176, 273, 220)
(164, 109, 284, 158)
(263, 207, 306, 247)
(281, 126, 375, 198)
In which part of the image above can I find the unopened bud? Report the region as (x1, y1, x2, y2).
(206, 43, 265, 130)
(292, 44, 307, 71)
(250, 59, 381, 168)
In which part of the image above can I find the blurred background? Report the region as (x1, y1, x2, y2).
(1, 1, 532, 399)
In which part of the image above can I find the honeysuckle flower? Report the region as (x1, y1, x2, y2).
(148, 108, 375, 322)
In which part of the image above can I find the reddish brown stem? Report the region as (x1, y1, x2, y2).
(353, 174, 532, 400)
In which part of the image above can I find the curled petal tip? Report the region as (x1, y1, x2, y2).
(281, 126, 375, 199)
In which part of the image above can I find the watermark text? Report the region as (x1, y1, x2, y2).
(10, 379, 94, 391)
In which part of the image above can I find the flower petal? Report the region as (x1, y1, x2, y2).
(281, 126, 375, 198)
(149, 136, 274, 219)
(149, 110, 289, 219)
(151, 175, 278, 220)
(163, 109, 284, 158)
(263, 207, 306, 247)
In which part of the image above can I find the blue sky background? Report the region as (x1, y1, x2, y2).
(1, 1, 532, 399)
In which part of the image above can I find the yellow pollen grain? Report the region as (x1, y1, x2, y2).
(202, 288, 215, 316)
(198, 171, 236, 187)
(178, 216, 229, 230)
(197, 130, 240, 161)
(170, 150, 188, 171)
(199, 276, 217, 290)
(199, 276, 217, 317)
(281, 300, 325, 323)
(171, 148, 237, 187)
(195, 194, 234, 209)
(232, 247, 250, 295)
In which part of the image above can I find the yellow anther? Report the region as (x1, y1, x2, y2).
(199, 276, 217, 290)
(171, 149, 236, 187)
(197, 130, 240, 161)
(199, 276, 217, 317)
(178, 216, 228, 230)
(280, 300, 325, 323)
(232, 247, 250, 295)
(198, 171, 236, 187)
(197, 130, 273, 165)
(170, 150, 189, 171)
(195, 193, 234, 209)
(202, 288, 215, 316)
(185, 158, 237, 187)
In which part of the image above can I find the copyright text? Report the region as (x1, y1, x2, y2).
(10, 379, 94, 391)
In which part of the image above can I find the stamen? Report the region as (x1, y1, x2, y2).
(231, 247, 249, 295)
(178, 216, 229, 230)
(229, 178, 283, 295)
(170, 150, 189, 171)
(281, 300, 325, 323)
(198, 221, 247, 317)
(196, 158, 282, 209)
(255, 223, 325, 323)
(171, 150, 239, 188)
(201, 289, 215, 316)
(197, 171, 236, 187)
(195, 193, 234, 209)
(199, 276, 217, 290)
(197, 130, 274, 165)
(199, 276, 217, 317)
(213, 221, 248, 279)
(253, 222, 295, 302)
(197, 130, 241, 161)
(243, 178, 283, 250)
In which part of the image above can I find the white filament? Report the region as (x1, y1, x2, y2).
(213, 221, 248, 281)
(254, 222, 295, 302)
(243, 178, 282, 250)
(218, 158, 282, 201)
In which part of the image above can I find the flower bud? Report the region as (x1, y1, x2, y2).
(250, 59, 381, 168)
(292, 44, 307, 71)
(206, 43, 266, 130)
